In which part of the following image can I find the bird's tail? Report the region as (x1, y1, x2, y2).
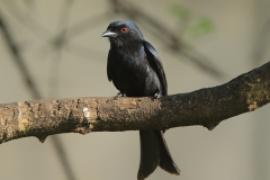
(137, 130, 180, 180)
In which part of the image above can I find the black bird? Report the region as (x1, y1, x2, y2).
(102, 20, 180, 180)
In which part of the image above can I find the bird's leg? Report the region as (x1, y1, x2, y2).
(114, 92, 126, 100)
(117, 92, 126, 97)
(152, 91, 162, 99)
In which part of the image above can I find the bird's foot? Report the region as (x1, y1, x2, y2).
(113, 92, 126, 100)
(152, 92, 161, 99)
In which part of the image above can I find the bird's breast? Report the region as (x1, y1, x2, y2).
(109, 53, 160, 97)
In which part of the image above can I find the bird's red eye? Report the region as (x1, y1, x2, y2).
(120, 27, 129, 33)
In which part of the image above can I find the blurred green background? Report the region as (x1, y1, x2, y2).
(0, 0, 269, 180)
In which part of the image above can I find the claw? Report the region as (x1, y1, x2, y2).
(152, 92, 161, 99)
(113, 92, 126, 100)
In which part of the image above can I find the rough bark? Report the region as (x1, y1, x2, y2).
(0, 62, 269, 144)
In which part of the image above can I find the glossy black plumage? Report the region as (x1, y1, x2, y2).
(102, 20, 180, 180)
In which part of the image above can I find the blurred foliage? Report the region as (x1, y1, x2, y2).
(187, 17, 214, 37)
(170, 4, 214, 38)
(170, 4, 190, 22)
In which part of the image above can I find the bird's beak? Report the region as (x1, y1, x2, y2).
(101, 30, 118, 38)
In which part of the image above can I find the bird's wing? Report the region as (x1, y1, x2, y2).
(107, 49, 113, 81)
(143, 40, 168, 96)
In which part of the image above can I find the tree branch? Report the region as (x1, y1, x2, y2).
(0, 61, 269, 144)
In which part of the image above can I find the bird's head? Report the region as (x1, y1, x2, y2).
(102, 20, 144, 47)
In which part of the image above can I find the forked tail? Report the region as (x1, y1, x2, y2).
(137, 130, 180, 180)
